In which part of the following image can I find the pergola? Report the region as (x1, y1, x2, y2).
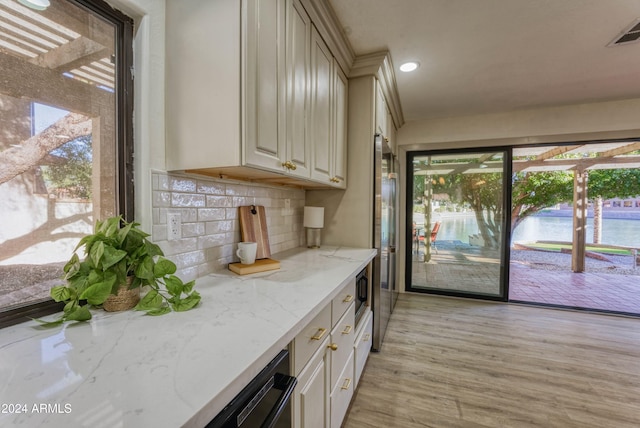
(0, 0, 116, 218)
(414, 141, 640, 271)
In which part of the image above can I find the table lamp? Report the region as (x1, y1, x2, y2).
(303, 206, 324, 248)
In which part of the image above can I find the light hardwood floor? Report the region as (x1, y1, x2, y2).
(343, 293, 640, 428)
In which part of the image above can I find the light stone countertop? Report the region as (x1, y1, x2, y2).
(0, 246, 376, 428)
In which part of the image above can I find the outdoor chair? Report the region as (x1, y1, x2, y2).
(430, 221, 441, 253)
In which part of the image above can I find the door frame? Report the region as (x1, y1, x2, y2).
(404, 146, 512, 301)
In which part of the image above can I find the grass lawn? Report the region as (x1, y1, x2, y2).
(517, 241, 633, 256)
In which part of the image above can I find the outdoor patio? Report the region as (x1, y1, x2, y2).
(410, 239, 640, 314)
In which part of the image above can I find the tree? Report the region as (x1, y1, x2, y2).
(0, 113, 91, 186)
(587, 169, 640, 199)
(511, 171, 574, 232)
(42, 136, 93, 200)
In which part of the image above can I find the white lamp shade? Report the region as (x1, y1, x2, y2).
(303, 206, 324, 228)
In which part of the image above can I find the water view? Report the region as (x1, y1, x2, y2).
(417, 213, 640, 247)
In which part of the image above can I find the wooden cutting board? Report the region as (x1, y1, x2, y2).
(229, 258, 280, 275)
(238, 205, 271, 259)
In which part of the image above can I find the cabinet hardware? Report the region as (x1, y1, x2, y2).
(341, 325, 352, 335)
(327, 343, 338, 351)
(384, 137, 389, 143)
(330, 177, 341, 183)
(310, 327, 327, 341)
(343, 294, 354, 303)
(282, 160, 297, 171)
(363, 333, 370, 342)
(341, 378, 352, 390)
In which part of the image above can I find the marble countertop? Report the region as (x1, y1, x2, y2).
(0, 246, 376, 428)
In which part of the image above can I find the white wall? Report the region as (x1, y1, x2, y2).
(104, 0, 167, 231)
(398, 97, 640, 150)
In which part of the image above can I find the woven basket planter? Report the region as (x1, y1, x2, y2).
(103, 277, 140, 312)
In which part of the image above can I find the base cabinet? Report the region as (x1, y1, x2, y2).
(292, 279, 367, 428)
(294, 336, 330, 428)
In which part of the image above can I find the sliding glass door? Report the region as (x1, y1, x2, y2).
(406, 149, 509, 299)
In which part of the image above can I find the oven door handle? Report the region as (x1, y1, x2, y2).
(260, 373, 297, 428)
(358, 276, 368, 303)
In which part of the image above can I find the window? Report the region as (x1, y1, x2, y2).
(0, 0, 133, 326)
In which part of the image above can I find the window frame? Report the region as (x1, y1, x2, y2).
(0, 0, 134, 328)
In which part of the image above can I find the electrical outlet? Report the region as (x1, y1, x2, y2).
(167, 212, 181, 241)
(283, 199, 292, 215)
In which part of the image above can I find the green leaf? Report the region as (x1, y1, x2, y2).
(117, 222, 133, 245)
(50, 286, 72, 302)
(145, 240, 164, 257)
(164, 275, 184, 296)
(171, 292, 201, 312)
(80, 274, 116, 305)
(145, 307, 171, 316)
(89, 240, 105, 268)
(134, 289, 163, 310)
(135, 256, 155, 280)
(153, 257, 176, 276)
(31, 317, 65, 327)
(65, 305, 92, 322)
(182, 280, 196, 294)
(101, 245, 127, 270)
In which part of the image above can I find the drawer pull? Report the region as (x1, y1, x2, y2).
(341, 378, 352, 390)
(341, 325, 352, 335)
(343, 294, 354, 303)
(363, 333, 371, 342)
(311, 327, 327, 341)
(328, 343, 338, 351)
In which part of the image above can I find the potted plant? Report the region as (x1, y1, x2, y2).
(38, 216, 200, 326)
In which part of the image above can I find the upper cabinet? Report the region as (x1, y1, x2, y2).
(166, 0, 348, 189)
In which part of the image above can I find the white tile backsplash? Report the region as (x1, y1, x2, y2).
(152, 171, 305, 281)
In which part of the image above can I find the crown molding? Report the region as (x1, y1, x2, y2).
(300, 0, 355, 74)
(350, 51, 405, 129)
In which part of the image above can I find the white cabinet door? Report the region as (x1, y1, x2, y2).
(243, 0, 287, 171)
(309, 26, 333, 184)
(294, 338, 330, 428)
(331, 63, 347, 188)
(285, 0, 311, 178)
(375, 82, 387, 137)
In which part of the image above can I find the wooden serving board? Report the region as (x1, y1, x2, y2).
(239, 205, 271, 259)
(228, 258, 280, 275)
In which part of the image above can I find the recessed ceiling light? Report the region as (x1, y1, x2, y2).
(17, 0, 50, 10)
(399, 62, 419, 72)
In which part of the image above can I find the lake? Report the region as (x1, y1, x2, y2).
(417, 213, 640, 247)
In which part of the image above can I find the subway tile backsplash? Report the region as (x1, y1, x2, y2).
(151, 171, 305, 281)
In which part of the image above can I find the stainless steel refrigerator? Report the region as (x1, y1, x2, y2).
(372, 133, 399, 351)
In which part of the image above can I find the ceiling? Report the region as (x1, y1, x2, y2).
(328, 0, 640, 122)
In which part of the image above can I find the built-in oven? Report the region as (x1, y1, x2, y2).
(354, 267, 369, 328)
(207, 350, 297, 428)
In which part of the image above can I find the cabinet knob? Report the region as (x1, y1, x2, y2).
(327, 343, 338, 351)
(282, 160, 297, 171)
(330, 177, 341, 183)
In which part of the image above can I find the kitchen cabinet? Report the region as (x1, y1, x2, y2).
(292, 279, 356, 428)
(166, 0, 347, 189)
(354, 309, 373, 385)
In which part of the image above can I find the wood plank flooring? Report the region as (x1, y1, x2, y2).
(343, 294, 640, 427)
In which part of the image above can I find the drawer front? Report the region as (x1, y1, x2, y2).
(293, 303, 331, 375)
(354, 309, 373, 386)
(329, 350, 354, 428)
(331, 279, 355, 327)
(329, 302, 355, 388)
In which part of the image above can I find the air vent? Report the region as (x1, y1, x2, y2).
(609, 18, 640, 46)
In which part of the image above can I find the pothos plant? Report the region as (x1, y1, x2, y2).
(37, 216, 200, 326)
